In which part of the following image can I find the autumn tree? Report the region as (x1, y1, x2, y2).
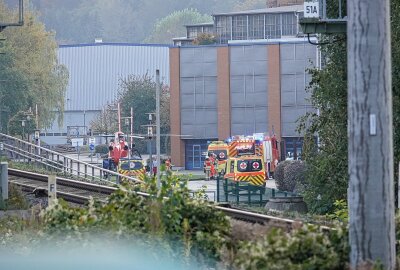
(117, 74, 170, 154)
(233, 0, 266, 11)
(30, 0, 243, 43)
(0, 2, 68, 132)
(89, 103, 118, 137)
(145, 9, 212, 44)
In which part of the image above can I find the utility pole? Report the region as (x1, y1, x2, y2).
(130, 107, 134, 150)
(347, 0, 395, 268)
(156, 70, 161, 189)
(35, 104, 40, 156)
(145, 113, 155, 177)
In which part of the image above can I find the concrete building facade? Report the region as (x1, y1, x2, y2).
(170, 40, 317, 169)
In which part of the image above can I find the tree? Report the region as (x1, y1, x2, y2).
(90, 103, 118, 137)
(0, 2, 68, 131)
(145, 9, 212, 44)
(297, 36, 348, 214)
(30, 0, 248, 44)
(233, 0, 266, 11)
(8, 111, 35, 139)
(117, 74, 170, 154)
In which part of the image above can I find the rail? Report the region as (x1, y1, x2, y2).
(0, 133, 143, 185)
(9, 168, 332, 230)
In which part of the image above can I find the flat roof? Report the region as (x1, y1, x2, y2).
(172, 37, 194, 41)
(213, 5, 303, 16)
(184, 22, 214, 27)
(59, 42, 172, 48)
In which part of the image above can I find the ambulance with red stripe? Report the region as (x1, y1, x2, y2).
(206, 141, 229, 176)
(227, 134, 280, 178)
(223, 155, 266, 186)
(222, 134, 280, 186)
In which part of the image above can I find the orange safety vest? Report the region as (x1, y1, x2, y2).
(204, 160, 212, 169)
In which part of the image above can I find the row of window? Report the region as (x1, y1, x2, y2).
(215, 13, 299, 43)
(187, 26, 214, 39)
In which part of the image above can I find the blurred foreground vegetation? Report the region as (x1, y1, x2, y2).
(0, 173, 379, 269)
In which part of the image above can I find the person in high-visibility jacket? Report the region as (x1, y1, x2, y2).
(165, 158, 172, 171)
(204, 157, 212, 180)
(209, 153, 217, 179)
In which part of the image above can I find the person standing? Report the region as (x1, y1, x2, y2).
(152, 157, 158, 177)
(165, 158, 172, 171)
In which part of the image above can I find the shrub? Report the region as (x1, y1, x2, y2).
(275, 160, 306, 192)
(42, 173, 230, 261)
(284, 161, 306, 193)
(95, 144, 109, 154)
(233, 225, 349, 270)
(326, 199, 348, 223)
(274, 160, 291, 190)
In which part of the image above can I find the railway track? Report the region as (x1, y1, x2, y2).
(8, 168, 117, 204)
(8, 168, 315, 229)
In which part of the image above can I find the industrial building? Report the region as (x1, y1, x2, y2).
(42, 43, 170, 145)
(170, 5, 318, 169)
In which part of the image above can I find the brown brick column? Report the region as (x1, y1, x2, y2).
(268, 44, 281, 139)
(217, 46, 231, 140)
(169, 48, 185, 167)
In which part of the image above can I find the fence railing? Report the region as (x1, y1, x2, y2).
(216, 177, 298, 206)
(0, 133, 143, 185)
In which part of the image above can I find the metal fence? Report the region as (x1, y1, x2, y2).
(216, 177, 298, 206)
(0, 133, 143, 185)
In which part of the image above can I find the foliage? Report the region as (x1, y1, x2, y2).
(42, 173, 230, 261)
(232, 225, 349, 270)
(192, 32, 217, 45)
(94, 144, 109, 154)
(7, 111, 36, 138)
(145, 9, 211, 44)
(3, 185, 30, 210)
(0, 2, 68, 131)
(297, 35, 347, 214)
(275, 160, 306, 192)
(326, 199, 348, 223)
(117, 74, 170, 154)
(89, 103, 118, 136)
(297, 0, 400, 215)
(30, 0, 243, 43)
(274, 160, 290, 190)
(233, 0, 266, 11)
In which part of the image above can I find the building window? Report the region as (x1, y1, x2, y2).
(248, 14, 264, 40)
(188, 27, 198, 38)
(215, 16, 232, 43)
(282, 13, 297, 36)
(232, 15, 247, 40)
(203, 26, 214, 34)
(282, 137, 304, 160)
(265, 14, 281, 39)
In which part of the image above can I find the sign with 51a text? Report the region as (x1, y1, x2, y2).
(304, 0, 320, 18)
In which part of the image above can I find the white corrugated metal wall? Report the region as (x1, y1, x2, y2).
(43, 43, 170, 144)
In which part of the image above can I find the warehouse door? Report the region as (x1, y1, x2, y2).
(192, 145, 202, 169)
(185, 140, 211, 170)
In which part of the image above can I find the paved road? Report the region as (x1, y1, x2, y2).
(187, 179, 276, 202)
